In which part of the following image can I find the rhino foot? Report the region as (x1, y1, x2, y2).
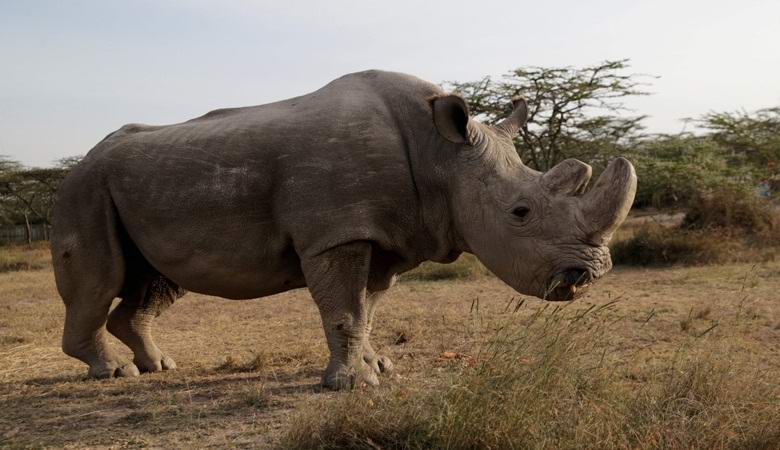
(321, 351, 395, 390)
(321, 359, 380, 391)
(377, 355, 394, 373)
(134, 353, 177, 373)
(363, 351, 394, 376)
(87, 361, 141, 379)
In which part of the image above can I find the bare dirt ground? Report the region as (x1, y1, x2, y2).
(1, 257, 779, 448)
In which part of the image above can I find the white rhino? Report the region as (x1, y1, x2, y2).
(51, 70, 636, 389)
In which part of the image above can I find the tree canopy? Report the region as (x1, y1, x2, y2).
(0, 156, 79, 229)
(700, 107, 780, 178)
(447, 59, 651, 171)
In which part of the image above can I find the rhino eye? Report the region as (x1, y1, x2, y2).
(512, 206, 530, 219)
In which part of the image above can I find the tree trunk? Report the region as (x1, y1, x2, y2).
(24, 212, 32, 245)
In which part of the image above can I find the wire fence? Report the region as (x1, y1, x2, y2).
(0, 224, 50, 244)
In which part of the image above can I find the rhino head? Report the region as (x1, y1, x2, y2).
(431, 94, 637, 301)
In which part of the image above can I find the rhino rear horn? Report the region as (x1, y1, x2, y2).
(581, 157, 637, 244)
(542, 159, 592, 195)
(496, 97, 529, 136)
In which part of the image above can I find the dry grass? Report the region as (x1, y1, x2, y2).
(284, 318, 780, 450)
(1, 246, 779, 448)
(0, 242, 51, 273)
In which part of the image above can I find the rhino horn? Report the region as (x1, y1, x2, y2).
(541, 159, 593, 195)
(580, 157, 637, 244)
(496, 97, 529, 136)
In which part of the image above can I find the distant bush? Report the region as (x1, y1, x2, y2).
(682, 186, 774, 233)
(611, 225, 739, 266)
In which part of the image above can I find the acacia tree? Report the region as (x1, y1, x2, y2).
(447, 59, 651, 171)
(0, 156, 22, 226)
(700, 107, 780, 178)
(0, 156, 77, 243)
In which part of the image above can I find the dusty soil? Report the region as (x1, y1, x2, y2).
(1, 260, 779, 448)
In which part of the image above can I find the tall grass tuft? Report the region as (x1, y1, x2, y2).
(282, 303, 780, 450)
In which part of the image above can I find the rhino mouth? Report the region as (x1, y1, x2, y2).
(542, 268, 594, 301)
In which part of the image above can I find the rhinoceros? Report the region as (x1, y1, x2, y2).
(51, 70, 636, 389)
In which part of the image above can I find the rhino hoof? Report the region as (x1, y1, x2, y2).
(135, 354, 177, 373)
(377, 356, 394, 374)
(161, 355, 177, 370)
(88, 362, 140, 379)
(321, 362, 380, 391)
(363, 353, 394, 375)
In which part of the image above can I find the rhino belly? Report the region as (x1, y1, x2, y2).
(125, 219, 306, 299)
(111, 181, 305, 299)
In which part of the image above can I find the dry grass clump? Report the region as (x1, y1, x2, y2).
(401, 254, 491, 281)
(0, 242, 51, 273)
(215, 354, 270, 373)
(214, 347, 326, 377)
(281, 304, 780, 450)
(619, 355, 780, 450)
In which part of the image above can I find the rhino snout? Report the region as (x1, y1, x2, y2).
(543, 267, 595, 301)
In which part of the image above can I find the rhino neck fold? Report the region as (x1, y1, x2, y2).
(405, 137, 470, 265)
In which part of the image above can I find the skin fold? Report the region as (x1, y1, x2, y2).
(51, 70, 636, 389)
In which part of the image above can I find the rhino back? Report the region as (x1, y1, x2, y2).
(72, 70, 443, 298)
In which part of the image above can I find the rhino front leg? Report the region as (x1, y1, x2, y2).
(362, 279, 395, 376)
(302, 241, 384, 390)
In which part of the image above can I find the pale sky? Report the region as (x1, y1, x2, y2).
(1, 0, 779, 167)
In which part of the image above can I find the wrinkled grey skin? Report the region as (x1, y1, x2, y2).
(51, 70, 636, 389)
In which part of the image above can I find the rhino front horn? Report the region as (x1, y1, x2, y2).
(496, 97, 529, 136)
(581, 157, 637, 244)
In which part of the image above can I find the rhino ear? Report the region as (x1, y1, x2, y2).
(432, 95, 471, 145)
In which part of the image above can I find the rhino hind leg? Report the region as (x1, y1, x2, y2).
(302, 241, 397, 390)
(54, 193, 140, 379)
(107, 272, 186, 373)
(62, 299, 141, 379)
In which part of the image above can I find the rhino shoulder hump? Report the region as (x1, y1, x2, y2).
(190, 107, 245, 121)
(104, 123, 161, 140)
